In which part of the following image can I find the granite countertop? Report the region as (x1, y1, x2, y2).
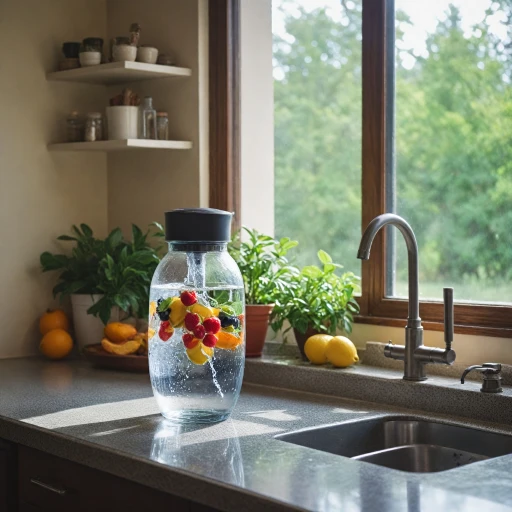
(1, 357, 512, 512)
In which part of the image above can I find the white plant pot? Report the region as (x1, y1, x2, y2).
(106, 106, 138, 140)
(71, 294, 120, 351)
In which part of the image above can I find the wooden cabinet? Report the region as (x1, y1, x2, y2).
(0, 439, 17, 512)
(17, 446, 218, 512)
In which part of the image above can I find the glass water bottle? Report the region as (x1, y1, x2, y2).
(140, 96, 157, 139)
(148, 208, 245, 423)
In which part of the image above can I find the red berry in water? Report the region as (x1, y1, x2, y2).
(203, 334, 218, 348)
(203, 317, 221, 334)
(159, 321, 173, 342)
(193, 324, 206, 339)
(182, 333, 199, 349)
(184, 312, 201, 331)
(180, 290, 197, 306)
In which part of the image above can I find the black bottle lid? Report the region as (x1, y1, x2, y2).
(165, 208, 233, 243)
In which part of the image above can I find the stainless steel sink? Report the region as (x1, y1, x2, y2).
(276, 416, 512, 473)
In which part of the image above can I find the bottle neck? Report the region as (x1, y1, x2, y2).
(168, 242, 228, 252)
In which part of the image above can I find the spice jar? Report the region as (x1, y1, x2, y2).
(156, 112, 169, 140)
(66, 111, 83, 142)
(84, 112, 103, 142)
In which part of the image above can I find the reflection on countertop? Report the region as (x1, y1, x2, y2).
(0, 357, 511, 511)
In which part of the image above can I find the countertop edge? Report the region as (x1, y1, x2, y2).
(0, 414, 303, 512)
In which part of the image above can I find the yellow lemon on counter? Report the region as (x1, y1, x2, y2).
(304, 334, 333, 364)
(326, 336, 359, 368)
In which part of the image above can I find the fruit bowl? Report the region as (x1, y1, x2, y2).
(82, 344, 148, 373)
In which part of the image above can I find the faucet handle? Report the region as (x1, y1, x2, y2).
(443, 287, 454, 350)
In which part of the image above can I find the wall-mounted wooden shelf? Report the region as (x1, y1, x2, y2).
(46, 61, 192, 85)
(48, 139, 193, 152)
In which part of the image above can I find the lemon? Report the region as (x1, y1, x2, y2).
(325, 336, 359, 367)
(304, 334, 332, 364)
(186, 343, 214, 365)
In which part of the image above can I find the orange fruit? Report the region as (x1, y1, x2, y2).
(216, 330, 244, 350)
(40, 329, 73, 360)
(104, 322, 137, 343)
(39, 309, 70, 335)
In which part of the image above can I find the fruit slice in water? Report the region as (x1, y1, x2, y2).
(186, 342, 214, 365)
(190, 303, 215, 319)
(216, 330, 243, 350)
(170, 297, 187, 327)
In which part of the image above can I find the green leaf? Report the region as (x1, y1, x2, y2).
(317, 250, 332, 265)
(106, 228, 123, 249)
(301, 265, 323, 278)
(230, 301, 244, 316)
(158, 297, 173, 312)
(80, 224, 93, 238)
(56, 235, 77, 241)
(40, 252, 68, 271)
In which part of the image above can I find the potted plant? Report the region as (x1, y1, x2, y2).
(228, 227, 298, 357)
(270, 250, 360, 360)
(40, 223, 163, 350)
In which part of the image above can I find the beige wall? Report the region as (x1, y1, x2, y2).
(240, 0, 275, 235)
(350, 324, 512, 366)
(106, 0, 209, 235)
(0, 0, 108, 358)
(0, 0, 207, 359)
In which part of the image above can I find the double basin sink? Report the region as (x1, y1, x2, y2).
(276, 416, 512, 473)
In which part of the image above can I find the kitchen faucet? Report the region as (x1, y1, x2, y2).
(357, 213, 456, 381)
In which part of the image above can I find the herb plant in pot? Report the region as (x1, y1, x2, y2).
(270, 250, 360, 360)
(40, 223, 162, 350)
(228, 227, 298, 357)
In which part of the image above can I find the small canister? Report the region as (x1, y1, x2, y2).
(84, 112, 104, 142)
(156, 112, 169, 140)
(66, 111, 83, 142)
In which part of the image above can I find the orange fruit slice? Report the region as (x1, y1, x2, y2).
(186, 342, 214, 365)
(101, 337, 141, 355)
(104, 322, 137, 343)
(216, 330, 244, 350)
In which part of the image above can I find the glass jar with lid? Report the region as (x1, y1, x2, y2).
(148, 208, 245, 424)
(84, 112, 104, 142)
(156, 112, 169, 140)
(66, 111, 83, 142)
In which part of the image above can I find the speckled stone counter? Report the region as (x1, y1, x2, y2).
(1, 357, 512, 512)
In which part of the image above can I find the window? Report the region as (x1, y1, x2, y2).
(218, 0, 512, 336)
(360, 0, 512, 335)
(272, 0, 362, 275)
(391, 0, 512, 304)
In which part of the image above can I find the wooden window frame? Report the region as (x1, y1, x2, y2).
(359, 0, 512, 338)
(209, 0, 241, 233)
(211, 0, 512, 338)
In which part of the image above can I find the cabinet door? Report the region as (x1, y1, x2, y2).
(19, 445, 190, 512)
(0, 438, 17, 512)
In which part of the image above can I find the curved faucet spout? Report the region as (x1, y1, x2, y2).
(357, 213, 420, 326)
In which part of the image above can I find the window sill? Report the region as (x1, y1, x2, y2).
(355, 314, 512, 339)
(244, 347, 512, 426)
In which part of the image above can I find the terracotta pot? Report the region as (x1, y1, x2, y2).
(245, 304, 274, 357)
(293, 326, 322, 361)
